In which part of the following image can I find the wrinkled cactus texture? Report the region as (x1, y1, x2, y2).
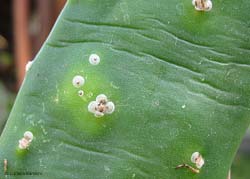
(1, 0, 250, 178)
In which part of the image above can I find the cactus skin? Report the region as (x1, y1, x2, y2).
(1, 0, 250, 178)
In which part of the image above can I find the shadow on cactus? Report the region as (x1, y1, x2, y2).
(1, 0, 250, 178)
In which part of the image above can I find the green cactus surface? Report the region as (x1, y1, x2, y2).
(0, 0, 250, 178)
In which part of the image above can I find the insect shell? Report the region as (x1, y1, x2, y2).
(89, 54, 100, 65)
(18, 131, 34, 149)
(192, 0, 212, 11)
(191, 152, 205, 169)
(72, 75, 85, 88)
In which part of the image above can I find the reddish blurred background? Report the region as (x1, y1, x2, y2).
(0, 1, 249, 178)
(0, 0, 66, 91)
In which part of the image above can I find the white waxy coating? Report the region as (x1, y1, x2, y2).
(78, 90, 84, 96)
(25, 61, 33, 72)
(24, 131, 33, 141)
(88, 101, 98, 113)
(72, 75, 85, 88)
(96, 94, 108, 103)
(89, 54, 100, 65)
(105, 102, 115, 114)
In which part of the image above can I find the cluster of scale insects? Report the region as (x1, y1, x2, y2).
(71, 54, 115, 117)
(20, 53, 115, 153)
(11, 0, 212, 175)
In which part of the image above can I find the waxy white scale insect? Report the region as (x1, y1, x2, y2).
(25, 61, 33, 72)
(175, 152, 205, 174)
(78, 90, 84, 97)
(191, 152, 205, 169)
(105, 102, 115, 114)
(18, 131, 34, 149)
(192, 0, 212, 11)
(89, 54, 100, 65)
(72, 75, 85, 88)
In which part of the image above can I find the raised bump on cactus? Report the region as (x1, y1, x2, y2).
(191, 152, 205, 169)
(89, 54, 100, 65)
(72, 75, 85, 88)
(192, 0, 212, 11)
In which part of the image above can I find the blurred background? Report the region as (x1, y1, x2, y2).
(0, 0, 249, 178)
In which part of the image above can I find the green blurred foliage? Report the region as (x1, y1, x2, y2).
(232, 153, 250, 179)
(0, 82, 14, 134)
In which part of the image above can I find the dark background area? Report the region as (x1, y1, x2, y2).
(0, 1, 249, 178)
